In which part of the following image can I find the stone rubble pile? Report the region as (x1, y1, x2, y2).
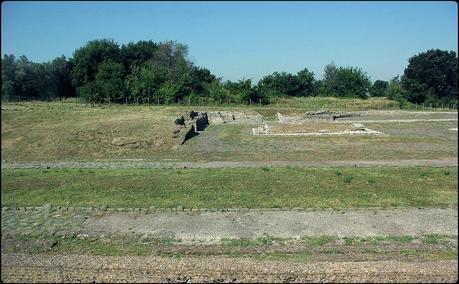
(208, 111, 264, 124)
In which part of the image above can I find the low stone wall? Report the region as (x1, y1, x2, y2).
(1, 205, 426, 213)
(208, 111, 264, 124)
(190, 112, 208, 131)
(174, 111, 209, 144)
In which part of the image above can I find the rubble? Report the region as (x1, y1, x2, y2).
(208, 111, 264, 124)
(173, 111, 209, 144)
(277, 111, 360, 123)
(252, 122, 383, 136)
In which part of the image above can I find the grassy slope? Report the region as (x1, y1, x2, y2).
(2, 167, 457, 208)
(1, 101, 457, 162)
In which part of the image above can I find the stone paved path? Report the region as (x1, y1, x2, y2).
(2, 208, 457, 240)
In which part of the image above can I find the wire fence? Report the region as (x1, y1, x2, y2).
(1, 96, 458, 111)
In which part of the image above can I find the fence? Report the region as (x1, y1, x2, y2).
(1, 96, 458, 111)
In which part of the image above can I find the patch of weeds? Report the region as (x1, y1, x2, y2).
(257, 236, 273, 245)
(261, 166, 270, 172)
(343, 175, 353, 183)
(222, 238, 255, 247)
(420, 171, 429, 177)
(366, 235, 416, 244)
(225, 252, 243, 258)
(303, 236, 338, 246)
(159, 252, 183, 259)
(343, 236, 417, 245)
(321, 248, 341, 254)
(428, 250, 458, 260)
(252, 251, 310, 262)
(158, 238, 180, 245)
(443, 170, 451, 176)
(335, 171, 342, 177)
(41, 170, 49, 174)
(421, 234, 451, 245)
(367, 178, 376, 184)
(343, 237, 358, 246)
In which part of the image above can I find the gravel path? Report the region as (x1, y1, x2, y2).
(3, 208, 456, 241)
(2, 158, 457, 169)
(2, 253, 457, 283)
(80, 208, 458, 240)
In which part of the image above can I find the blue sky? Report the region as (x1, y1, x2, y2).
(1, 1, 457, 83)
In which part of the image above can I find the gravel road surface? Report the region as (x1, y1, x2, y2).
(2, 253, 457, 283)
(81, 208, 457, 240)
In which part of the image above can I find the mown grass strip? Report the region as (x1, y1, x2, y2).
(3, 234, 456, 261)
(1, 167, 457, 208)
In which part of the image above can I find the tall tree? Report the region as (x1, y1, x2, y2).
(401, 49, 457, 104)
(297, 68, 315, 96)
(370, 80, 389, 97)
(93, 60, 126, 103)
(334, 67, 371, 99)
(71, 39, 121, 92)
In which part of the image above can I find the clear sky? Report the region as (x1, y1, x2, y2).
(1, 1, 457, 83)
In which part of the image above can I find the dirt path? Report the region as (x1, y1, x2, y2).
(2, 253, 457, 283)
(2, 158, 457, 169)
(79, 208, 457, 241)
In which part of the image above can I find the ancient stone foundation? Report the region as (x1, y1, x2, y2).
(174, 111, 209, 144)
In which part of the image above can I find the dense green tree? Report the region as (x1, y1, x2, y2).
(333, 67, 371, 99)
(93, 60, 126, 103)
(401, 49, 457, 104)
(48, 56, 76, 98)
(120, 40, 158, 72)
(1, 54, 75, 101)
(370, 80, 389, 97)
(1, 54, 19, 100)
(4, 39, 455, 106)
(126, 64, 167, 102)
(71, 39, 121, 92)
(297, 68, 315, 96)
(322, 62, 338, 96)
(387, 76, 406, 102)
(257, 72, 302, 97)
(223, 79, 259, 103)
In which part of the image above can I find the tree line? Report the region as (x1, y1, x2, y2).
(1, 39, 457, 105)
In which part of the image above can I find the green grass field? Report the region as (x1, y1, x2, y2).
(2, 167, 457, 208)
(2, 101, 457, 162)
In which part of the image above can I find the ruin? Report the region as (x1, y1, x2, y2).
(208, 111, 264, 124)
(251, 122, 383, 136)
(277, 111, 360, 123)
(174, 111, 209, 144)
